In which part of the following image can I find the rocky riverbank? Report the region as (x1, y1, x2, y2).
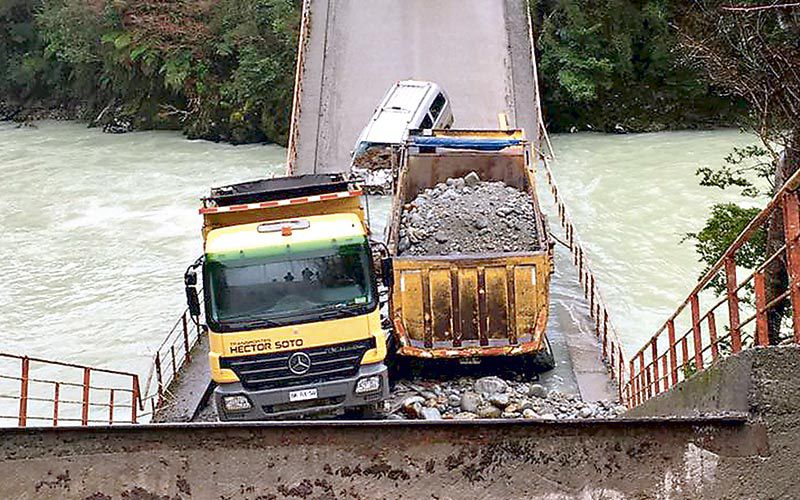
(0, 100, 87, 124)
(386, 376, 626, 420)
(399, 173, 541, 255)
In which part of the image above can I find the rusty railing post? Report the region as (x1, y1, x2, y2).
(754, 271, 769, 346)
(707, 312, 719, 361)
(638, 352, 648, 400)
(171, 345, 178, 379)
(690, 294, 704, 370)
(651, 341, 660, 394)
(53, 382, 60, 426)
(155, 352, 164, 404)
(18, 357, 30, 427)
(131, 376, 140, 424)
(108, 389, 115, 425)
(618, 347, 625, 403)
(681, 336, 689, 378)
(667, 320, 678, 385)
(81, 367, 91, 425)
(182, 312, 192, 364)
(629, 360, 636, 406)
(725, 257, 743, 353)
(782, 191, 800, 343)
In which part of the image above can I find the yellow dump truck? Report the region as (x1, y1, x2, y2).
(184, 174, 391, 420)
(386, 129, 554, 368)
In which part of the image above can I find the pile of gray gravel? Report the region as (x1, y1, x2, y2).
(398, 172, 541, 255)
(386, 376, 627, 421)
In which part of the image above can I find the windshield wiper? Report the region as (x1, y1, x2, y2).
(221, 313, 282, 328)
(318, 302, 364, 319)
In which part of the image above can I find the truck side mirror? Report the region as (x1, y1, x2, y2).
(186, 287, 201, 318)
(381, 257, 394, 288)
(184, 269, 201, 317)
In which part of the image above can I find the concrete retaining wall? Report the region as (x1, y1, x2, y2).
(629, 346, 800, 499)
(0, 417, 760, 500)
(2, 348, 799, 499)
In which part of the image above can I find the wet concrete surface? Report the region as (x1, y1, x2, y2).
(152, 334, 213, 423)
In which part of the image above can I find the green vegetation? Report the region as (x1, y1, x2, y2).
(678, 1, 800, 344)
(529, 0, 745, 133)
(0, 0, 300, 144)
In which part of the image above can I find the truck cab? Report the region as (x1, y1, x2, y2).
(189, 174, 390, 420)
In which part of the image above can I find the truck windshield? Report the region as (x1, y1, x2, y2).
(204, 242, 376, 331)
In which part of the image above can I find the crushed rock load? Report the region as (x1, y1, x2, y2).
(386, 376, 627, 421)
(398, 172, 540, 255)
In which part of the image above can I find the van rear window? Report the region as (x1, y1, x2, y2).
(430, 93, 447, 120)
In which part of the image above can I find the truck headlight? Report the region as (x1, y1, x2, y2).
(355, 375, 381, 394)
(222, 395, 252, 412)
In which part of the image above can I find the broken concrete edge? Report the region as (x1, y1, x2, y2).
(625, 345, 789, 420)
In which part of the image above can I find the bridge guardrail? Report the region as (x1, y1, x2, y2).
(285, 0, 313, 175)
(138, 289, 205, 419)
(0, 352, 142, 427)
(627, 169, 800, 407)
(540, 153, 630, 403)
(0, 286, 204, 426)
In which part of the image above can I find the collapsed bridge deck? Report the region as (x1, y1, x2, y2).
(283, 0, 616, 407)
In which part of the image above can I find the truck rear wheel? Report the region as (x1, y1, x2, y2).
(529, 337, 556, 373)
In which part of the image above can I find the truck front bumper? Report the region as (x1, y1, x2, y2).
(214, 362, 389, 421)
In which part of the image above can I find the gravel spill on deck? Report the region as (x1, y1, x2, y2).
(386, 376, 626, 421)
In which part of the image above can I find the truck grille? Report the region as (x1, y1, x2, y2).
(220, 338, 376, 391)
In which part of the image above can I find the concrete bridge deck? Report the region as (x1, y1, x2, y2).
(288, 0, 616, 403)
(293, 0, 541, 173)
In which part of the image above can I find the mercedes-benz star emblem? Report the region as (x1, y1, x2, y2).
(288, 352, 312, 375)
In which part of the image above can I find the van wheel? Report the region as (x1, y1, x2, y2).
(529, 337, 556, 373)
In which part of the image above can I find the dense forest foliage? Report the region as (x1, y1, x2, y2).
(529, 0, 745, 132)
(1, 0, 744, 142)
(0, 0, 300, 144)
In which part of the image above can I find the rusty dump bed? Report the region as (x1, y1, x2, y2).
(387, 130, 552, 358)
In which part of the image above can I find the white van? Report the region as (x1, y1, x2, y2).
(352, 80, 453, 166)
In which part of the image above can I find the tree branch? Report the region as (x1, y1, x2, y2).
(722, 3, 800, 12)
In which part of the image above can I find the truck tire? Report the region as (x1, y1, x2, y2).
(529, 337, 556, 373)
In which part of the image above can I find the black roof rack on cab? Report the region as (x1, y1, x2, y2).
(204, 173, 351, 208)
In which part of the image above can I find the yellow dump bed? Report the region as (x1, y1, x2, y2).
(387, 130, 552, 358)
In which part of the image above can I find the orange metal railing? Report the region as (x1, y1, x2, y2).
(285, 0, 313, 175)
(0, 352, 142, 427)
(626, 169, 800, 408)
(0, 288, 203, 426)
(137, 288, 205, 418)
(540, 154, 630, 403)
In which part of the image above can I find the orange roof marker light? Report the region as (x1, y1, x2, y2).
(281, 225, 293, 237)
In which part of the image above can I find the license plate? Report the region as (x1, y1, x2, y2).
(289, 388, 318, 402)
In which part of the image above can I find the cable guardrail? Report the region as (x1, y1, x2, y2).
(539, 151, 630, 404)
